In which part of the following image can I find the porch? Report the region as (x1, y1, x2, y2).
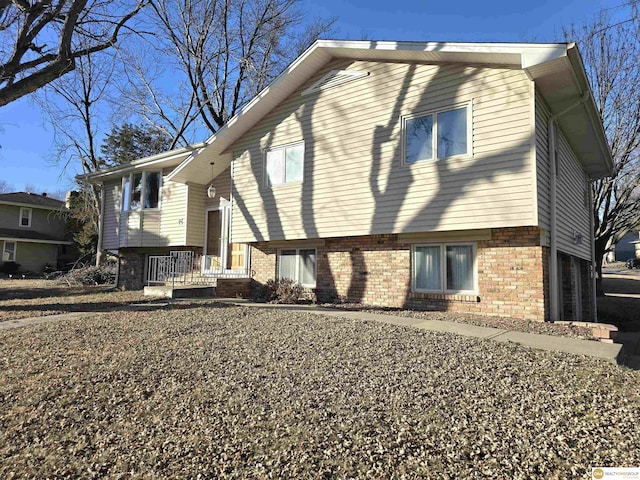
(144, 250, 252, 298)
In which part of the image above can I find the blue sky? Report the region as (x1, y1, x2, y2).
(0, 0, 618, 194)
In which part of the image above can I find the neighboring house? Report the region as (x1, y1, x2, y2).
(0, 192, 71, 273)
(80, 40, 613, 322)
(613, 230, 640, 261)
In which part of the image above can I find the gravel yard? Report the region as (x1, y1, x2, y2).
(327, 304, 596, 339)
(1, 305, 638, 478)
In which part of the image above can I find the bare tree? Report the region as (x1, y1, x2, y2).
(37, 49, 115, 259)
(566, 5, 640, 290)
(0, 179, 13, 193)
(116, 0, 334, 143)
(0, 0, 147, 106)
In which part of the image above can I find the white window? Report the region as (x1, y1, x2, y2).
(278, 248, 316, 287)
(265, 143, 304, 186)
(413, 243, 476, 293)
(403, 104, 470, 164)
(2, 241, 16, 262)
(121, 171, 161, 211)
(19, 207, 32, 227)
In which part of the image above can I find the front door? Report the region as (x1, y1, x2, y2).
(205, 209, 222, 270)
(204, 205, 248, 273)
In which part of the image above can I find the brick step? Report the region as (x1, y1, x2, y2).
(554, 321, 618, 342)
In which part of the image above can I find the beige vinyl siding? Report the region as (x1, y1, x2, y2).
(102, 181, 121, 249)
(122, 210, 163, 248)
(535, 92, 591, 260)
(535, 92, 552, 247)
(186, 183, 206, 246)
(124, 211, 141, 247)
(160, 172, 188, 245)
(141, 211, 161, 246)
(556, 129, 591, 260)
(229, 59, 536, 243)
(535, 92, 552, 234)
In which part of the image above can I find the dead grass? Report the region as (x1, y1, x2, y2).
(0, 306, 638, 478)
(0, 279, 147, 323)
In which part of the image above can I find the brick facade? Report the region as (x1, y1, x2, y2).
(250, 227, 556, 322)
(216, 278, 252, 298)
(117, 246, 203, 290)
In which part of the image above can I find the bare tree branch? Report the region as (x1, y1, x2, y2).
(116, 0, 334, 141)
(0, 0, 147, 106)
(566, 5, 640, 289)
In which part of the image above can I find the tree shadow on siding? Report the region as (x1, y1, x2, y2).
(233, 52, 533, 308)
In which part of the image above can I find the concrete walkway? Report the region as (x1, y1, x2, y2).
(0, 312, 95, 330)
(216, 300, 630, 366)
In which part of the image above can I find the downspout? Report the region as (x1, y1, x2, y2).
(547, 92, 590, 321)
(589, 180, 597, 322)
(96, 182, 106, 266)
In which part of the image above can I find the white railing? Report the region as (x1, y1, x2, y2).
(147, 250, 253, 286)
(202, 255, 252, 278)
(147, 251, 197, 286)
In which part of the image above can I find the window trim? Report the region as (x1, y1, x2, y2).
(263, 141, 305, 188)
(411, 242, 477, 294)
(120, 171, 162, 212)
(19, 207, 32, 227)
(402, 102, 472, 165)
(277, 247, 317, 288)
(2, 241, 17, 262)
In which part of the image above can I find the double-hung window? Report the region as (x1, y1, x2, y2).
(19, 207, 32, 227)
(265, 143, 304, 186)
(403, 104, 470, 164)
(413, 243, 476, 293)
(2, 241, 16, 262)
(278, 248, 316, 287)
(121, 171, 161, 211)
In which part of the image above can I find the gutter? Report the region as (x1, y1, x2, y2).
(0, 237, 73, 245)
(589, 179, 598, 321)
(548, 91, 590, 321)
(0, 201, 66, 211)
(96, 182, 105, 266)
(76, 143, 207, 183)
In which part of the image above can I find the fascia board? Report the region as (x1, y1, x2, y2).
(77, 144, 206, 183)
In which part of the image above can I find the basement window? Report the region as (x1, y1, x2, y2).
(278, 248, 316, 287)
(412, 243, 476, 294)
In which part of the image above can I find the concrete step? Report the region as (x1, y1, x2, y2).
(144, 285, 216, 299)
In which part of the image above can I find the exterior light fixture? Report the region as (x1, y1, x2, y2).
(207, 162, 216, 198)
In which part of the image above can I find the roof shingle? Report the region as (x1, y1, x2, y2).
(0, 192, 66, 209)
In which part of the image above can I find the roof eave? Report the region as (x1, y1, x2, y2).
(167, 40, 613, 184)
(0, 200, 67, 211)
(77, 142, 207, 184)
(566, 44, 615, 177)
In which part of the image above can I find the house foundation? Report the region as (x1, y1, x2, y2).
(250, 227, 594, 322)
(117, 246, 203, 290)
